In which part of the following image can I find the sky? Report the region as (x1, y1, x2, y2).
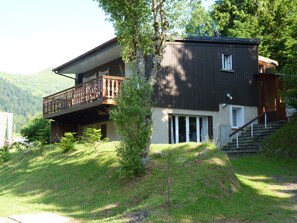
(0, 0, 214, 74)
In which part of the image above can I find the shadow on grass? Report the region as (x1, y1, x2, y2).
(0, 143, 296, 222)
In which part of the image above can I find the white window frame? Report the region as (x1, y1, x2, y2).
(169, 115, 209, 144)
(230, 105, 244, 129)
(222, 54, 233, 71)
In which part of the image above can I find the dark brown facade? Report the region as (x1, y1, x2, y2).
(154, 39, 259, 111)
(45, 37, 265, 143)
(76, 58, 125, 85)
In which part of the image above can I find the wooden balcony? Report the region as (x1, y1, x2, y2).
(43, 75, 125, 118)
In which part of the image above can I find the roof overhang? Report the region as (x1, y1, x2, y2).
(53, 36, 261, 75)
(53, 38, 121, 74)
(258, 55, 279, 67)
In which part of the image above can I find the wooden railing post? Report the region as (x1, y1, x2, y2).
(102, 78, 106, 98)
(42, 75, 125, 116)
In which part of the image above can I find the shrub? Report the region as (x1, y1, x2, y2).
(81, 128, 108, 150)
(59, 132, 77, 153)
(20, 113, 50, 145)
(11, 142, 30, 151)
(110, 75, 153, 176)
(0, 145, 10, 163)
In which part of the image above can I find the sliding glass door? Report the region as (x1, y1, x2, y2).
(169, 115, 211, 144)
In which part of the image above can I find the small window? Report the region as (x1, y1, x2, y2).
(222, 54, 233, 71)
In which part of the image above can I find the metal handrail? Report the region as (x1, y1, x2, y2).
(229, 112, 267, 137)
(229, 111, 269, 148)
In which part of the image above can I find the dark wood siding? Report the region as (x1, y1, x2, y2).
(154, 42, 258, 111)
(77, 58, 124, 84)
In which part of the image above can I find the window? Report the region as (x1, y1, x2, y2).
(230, 106, 244, 128)
(169, 115, 211, 144)
(222, 54, 233, 71)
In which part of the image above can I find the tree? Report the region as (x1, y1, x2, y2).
(185, 0, 216, 36)
(212, 0, 297, 112)
(211, 0, 297, 72)
(96, 0, 168, 82)
(110, 75, 153, 176)
(20, 113, 50, 145)
(95, 0, 170, 174)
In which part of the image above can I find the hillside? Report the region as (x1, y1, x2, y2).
(0, 69, 74, 97)
(0, 77, 41, 131)
(261, 117, 297, 158)
(0, 69, 74, 131)
(0, 142, 296, 222)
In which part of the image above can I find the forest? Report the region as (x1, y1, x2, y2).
(0, 70, 73, 132)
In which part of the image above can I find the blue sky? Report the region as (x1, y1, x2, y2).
(0, 0, 214, 74)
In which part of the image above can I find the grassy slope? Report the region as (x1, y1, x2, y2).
(261, 117, 297, 158)
(0, 142, 296, 223)
(0, 69, 73, 96)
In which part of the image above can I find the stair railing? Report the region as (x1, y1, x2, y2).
(229, 112, 268, 148)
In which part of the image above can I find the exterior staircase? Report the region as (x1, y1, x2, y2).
(221, 121, 286, 155)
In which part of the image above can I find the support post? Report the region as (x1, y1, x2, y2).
(251, 123, 254, 138)
(264, 113, 267, 129)
(236, 133, 239, 148)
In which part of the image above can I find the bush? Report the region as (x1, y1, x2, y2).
(59, 132, 77, 153)
(282, 73, 297, 110)
(20, 113, 50, 145)
(0, 145, 10, 163)
(261, 117, 297, 158)
(110, 75, 153, 176)
(11, 142, 30, 151)
(81, 128, 108, 150)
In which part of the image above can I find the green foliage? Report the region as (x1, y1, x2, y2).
(261, 117, 297, 158)
(11, 142, 30, 151)
(211, 0, 297, 72)
(96, 0, 153, 62)
(20, 113, 50, 145)
(110, 75, 153, 176)
(81, 128, 108, 150)
(0, 77, 41, 132)
(0, 69, 73, 132)
(0, 69, 73, 97)
(185, 0, 216, 36)
(0, 145, 10, 163)
(282, 73, 297, 110)
(59, 132, 77, 153)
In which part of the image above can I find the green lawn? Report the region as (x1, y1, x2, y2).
(0, 142, 296, 222)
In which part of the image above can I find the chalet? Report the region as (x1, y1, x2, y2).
(43, 37, 286, 148)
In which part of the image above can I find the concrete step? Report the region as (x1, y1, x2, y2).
(222, 148, 259, 155)
(222, 121, 286, 155)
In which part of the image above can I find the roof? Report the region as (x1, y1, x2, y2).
(175, 36, 261, 45)
(53, 36, 261, 74)
(53, 37, 120, 74)
(258, 55, 279, 67)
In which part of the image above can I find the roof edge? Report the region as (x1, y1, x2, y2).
(175, 36, 261, 45)
(52, 37, 118, 74)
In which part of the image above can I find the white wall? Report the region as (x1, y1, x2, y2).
(0, 112, 13, 148)
(151, 105, 257, 148)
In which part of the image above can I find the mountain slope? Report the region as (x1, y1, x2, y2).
(0, 77, 41, 132)
(0, 69, 74, 131)
(0, 69, 74, 96)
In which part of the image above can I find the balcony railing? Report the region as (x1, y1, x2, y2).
(43, 75, 125, 115)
